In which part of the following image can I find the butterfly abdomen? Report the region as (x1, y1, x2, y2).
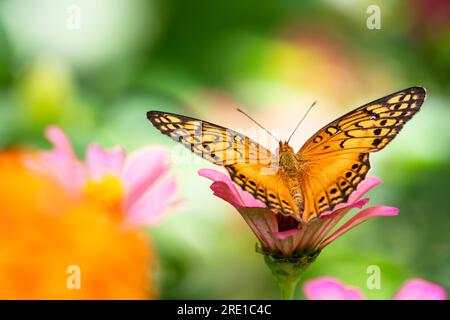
(278, 147, 304, 217)
(285, 177, 304, 216)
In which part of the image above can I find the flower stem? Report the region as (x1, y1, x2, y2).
(260, 248, 320, 300)
(278, 272, 300, 300)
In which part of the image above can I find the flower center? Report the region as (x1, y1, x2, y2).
(276, 214, 300, 232)
(84, 175, 123, 215)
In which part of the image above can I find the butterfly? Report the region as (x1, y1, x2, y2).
(147, 87, 426, 222)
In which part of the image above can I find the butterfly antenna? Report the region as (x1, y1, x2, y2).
(236, 108, 279, 143)
(287, 101, 317, 144)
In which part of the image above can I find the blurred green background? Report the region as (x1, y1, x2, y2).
(0, 0, 449, 299)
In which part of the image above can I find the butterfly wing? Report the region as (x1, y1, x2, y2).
(147, 111, 274, 165)
(298, 86, 426, 221)
(225, 164, 299, 216)
(147, 111, 298, 215)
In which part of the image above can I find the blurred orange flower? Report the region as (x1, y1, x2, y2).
(0, 152, 152, 299)
(0, 127, 181, 299)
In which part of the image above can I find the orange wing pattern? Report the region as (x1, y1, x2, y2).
(147, 111, 273, 165)
(298, 87, 426, 221)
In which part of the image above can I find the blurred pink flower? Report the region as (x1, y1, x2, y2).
(412, 0, 450, 31)
(28, 126, 181, 226)
(304, 277, 447, 300)
(199, 168, 398, 257)
(393, 279, 447, 300)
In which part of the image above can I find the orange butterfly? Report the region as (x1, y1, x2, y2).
(147, 87, 426, 222)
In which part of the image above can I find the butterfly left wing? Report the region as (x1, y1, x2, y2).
(147, 111, 274, 165)
(299, 152, 371, 221)
(298, 86, 426, 221)
(148, 110, 300, 215)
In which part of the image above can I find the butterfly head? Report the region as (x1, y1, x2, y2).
(278, 141, 294, 153)
(278, 141, 299, 172)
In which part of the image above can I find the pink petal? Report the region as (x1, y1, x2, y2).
(303, 277, 365, 300)
(320, 177, 381, 217)
(126, 176, 178, 226)
(348, 176, 382, 203)
(198, 168, 266, 209)
(29, 126, 86, 191)
(321, 198, 370, 220)
(394, 279, 447, 300)
(122, 146, 171, 208)
(273, 227, 301, 240)
(86, 144, 126, 180)
(319, 205, 398, 249)
(44, 125, 75, 159)
(352, 198, 370, 209)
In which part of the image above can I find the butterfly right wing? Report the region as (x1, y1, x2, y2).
(147, 110, 299, 216)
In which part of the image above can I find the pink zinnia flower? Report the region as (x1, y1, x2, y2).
(199, 168, 397, 258)
(199, 168, 398, 299)
(304, 277, 447, 300)
(27, 126, 181, 226)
